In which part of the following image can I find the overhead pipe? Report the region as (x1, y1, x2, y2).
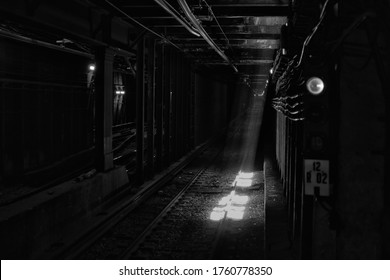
(177, 0, 238, 73)
(104, 0, 182, 51)
(153, 0, 200, 37)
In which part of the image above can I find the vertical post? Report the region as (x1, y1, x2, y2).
(155, 43, 164, 172)
(163, 47, 171, 166)
(170, 50, 177, 160)
(176, 53, 183, 157)
(136, 36, 145, 184)
(146, 38, 156, 178)
(296, 121, 304, 258)
(95, 47, 114, 172)
(183, 59, 190, 153)
(291, 122, 297, 240)
(189, 62, 195, 149)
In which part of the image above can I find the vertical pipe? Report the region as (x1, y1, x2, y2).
(146, 38, 156, 178)
(155, 43, 164, 172)
(95, 47, 114, 172)
(136, 37, 145, 184)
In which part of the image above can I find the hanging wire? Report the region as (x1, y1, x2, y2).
(201, 0, 231, 48)
(295, 0, 333, 68)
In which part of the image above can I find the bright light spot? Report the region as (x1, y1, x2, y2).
(270, 68, 273, 75)
(210, 206, 226, 221)
(227, 208, 245, 220)
(89, 64, 95, 71)
(233, 171, 254, 187)
(210, 210, 225, 221)
(229, 205, 246, 212)
(235, 178, 253, 187)
(210, 190, 249, 221)
(231, 195, 249, 205)
(306, 77, 324, 95)
(115, 90, 126, 95)
(238, 171, 254, 179)
(218, 196, 230, 206)
(212, 206, 225, 212)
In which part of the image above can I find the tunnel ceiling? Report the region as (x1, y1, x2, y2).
(96, 0, 288, 89)
(0, 0, 289, 90)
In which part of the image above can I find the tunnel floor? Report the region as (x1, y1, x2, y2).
(77, 98, 267, 259)
(0, 97, 293, 260)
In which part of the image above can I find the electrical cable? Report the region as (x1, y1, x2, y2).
(153, 0, 200, 37)
(177, 0, 238, 73)
(201, 0, 231, 47)
(296, 0, 333, 68)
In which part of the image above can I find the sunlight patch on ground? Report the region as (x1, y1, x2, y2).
(210, 189, 250, 221)
(234, 171, 254, 188)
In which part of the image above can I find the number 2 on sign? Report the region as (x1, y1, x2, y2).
(316, 172, 327, 184)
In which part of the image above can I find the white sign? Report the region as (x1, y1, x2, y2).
(304, 159, 330, 196)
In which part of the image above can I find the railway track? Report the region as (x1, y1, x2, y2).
(121, 155, 225, 259)
(72, 145, 224, 259)
(60, 117, 266, 260)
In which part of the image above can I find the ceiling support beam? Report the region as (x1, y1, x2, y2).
(178, 0, 238, 72)
(153, 0, 200, 37)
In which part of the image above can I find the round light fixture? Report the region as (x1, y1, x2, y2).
(306, 77, 325, 95)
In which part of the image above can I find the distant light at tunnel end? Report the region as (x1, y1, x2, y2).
(306, 77, 324, 95)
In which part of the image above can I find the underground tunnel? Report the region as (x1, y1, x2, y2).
(0, 0, 389, 262)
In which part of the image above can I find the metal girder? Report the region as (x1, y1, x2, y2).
(146, 38, 156, 178)
(133, 16, 287, 27)
(170, 33, 280, 40)
(197, 59, 274, 65)
(185, 48, 275, 59)
(186, 0, 289, 4)
(155, 44, 164, 172)
(160, 26, 282, 35)
(197, 5, 289, 17)
(236, 64, 272, 74)
(176, 39, 280, 49)
(119, 5, 289, 17)
(95, 47, 114, 172)
(118, 0, 289, 5)
(136, 36, 146, 184)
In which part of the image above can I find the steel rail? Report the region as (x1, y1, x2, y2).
(120, 123, 244, 259)
(53, 141, 212, 259)
(120, 165, 208, 259)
